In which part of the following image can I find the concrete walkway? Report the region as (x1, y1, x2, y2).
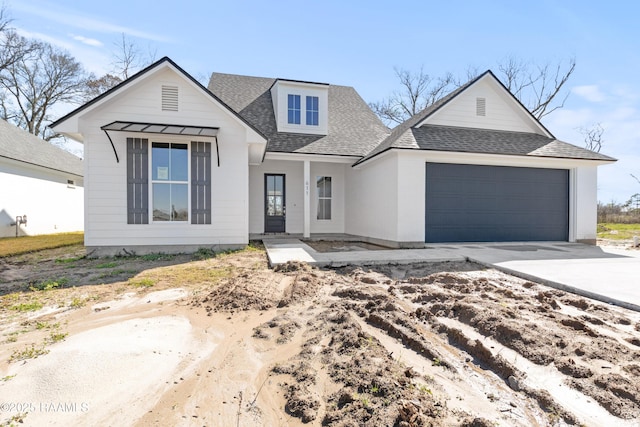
(263, 239, 640, 312)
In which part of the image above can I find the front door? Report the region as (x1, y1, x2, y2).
(265, 174, 286, 233)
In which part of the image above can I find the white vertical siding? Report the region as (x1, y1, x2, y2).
(0, 159, 83, 237)
(425, 78, 542, 134)
(79, 67, 250, 249)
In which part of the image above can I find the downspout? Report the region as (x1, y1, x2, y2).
(102, 129, 120, 163)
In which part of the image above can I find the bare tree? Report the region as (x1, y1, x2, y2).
(0, 41, 89, 139)
(112, 33, 141, 79)
(497, 56, 576, 119)
(372, 57, 576, 126)
(369, 66, 458, 126)
(579, 122, 604, 153)
(80, 35, 157, 104)
(84, 73, 122, 101)
(111, 33, 156, 80)
(0, 6, 35, 73)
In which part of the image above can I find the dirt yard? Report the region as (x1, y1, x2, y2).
(0, 244, 639, 426)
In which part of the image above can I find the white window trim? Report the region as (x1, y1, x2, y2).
(287, 94, 301, 125)
(306, 95, 319, 126)
(316, 175, 332, 221)
(148, 138, 191, 224)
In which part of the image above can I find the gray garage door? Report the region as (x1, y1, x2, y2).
(425, 163, 569, 243)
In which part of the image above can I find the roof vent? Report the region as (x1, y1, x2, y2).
(476, 97, 486, 116)
(162, 85, 179, 111)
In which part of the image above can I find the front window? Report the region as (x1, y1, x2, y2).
(306, 96, 319, 126)
(316, 176, 331, 220)
(287, 94, 301, 124)
(152, 142, 188, 221)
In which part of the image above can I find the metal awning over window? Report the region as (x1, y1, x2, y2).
(101, 121, 219, 137)
(101, 121, 220, 164)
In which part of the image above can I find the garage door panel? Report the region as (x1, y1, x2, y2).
(425, 163, 569, 243)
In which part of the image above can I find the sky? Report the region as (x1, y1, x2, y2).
(7, 0, 640, 204)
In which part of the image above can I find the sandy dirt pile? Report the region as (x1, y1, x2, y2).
(0, 245, 639, 426)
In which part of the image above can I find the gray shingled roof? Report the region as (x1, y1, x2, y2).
(208, 73, 390, 157)
(0, 119, 83, 176)
(396, 125, 616, 161)
(356, 71, 615, 165)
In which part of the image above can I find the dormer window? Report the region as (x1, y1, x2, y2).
(287, 94, 301, 124)
(306, 96, 319, 126)
(272, 80, 328, 135)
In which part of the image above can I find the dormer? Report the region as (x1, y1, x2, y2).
(271, 79, 328, 135)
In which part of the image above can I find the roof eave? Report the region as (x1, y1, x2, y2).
(353, 146, 617, 168)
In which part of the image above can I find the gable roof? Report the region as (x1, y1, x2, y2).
(50, 57, 266, 144)
(355, 71, 615, 165)
(0, 119, 83, 176)
(208, 73, 390, 157)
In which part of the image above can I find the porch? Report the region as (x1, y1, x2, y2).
(249, 155, 354, 238)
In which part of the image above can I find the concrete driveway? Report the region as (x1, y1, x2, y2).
(264, 240, 640, 311)
(435, 242, 640, 312)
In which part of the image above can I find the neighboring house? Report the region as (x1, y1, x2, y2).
(50, 57, 614, 255)
(0, 119, 83, 238)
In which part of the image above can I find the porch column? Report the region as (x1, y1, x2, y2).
(303, 160, 311, 238)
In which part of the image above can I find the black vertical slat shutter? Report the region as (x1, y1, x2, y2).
(126, 138, 149, 224)
(191, 141, 212, 224)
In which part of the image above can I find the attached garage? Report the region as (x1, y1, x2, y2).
(425, 163, 569, 243)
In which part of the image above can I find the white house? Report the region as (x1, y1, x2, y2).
(0, 119, 84, 238)
(50, 57, 614, 255)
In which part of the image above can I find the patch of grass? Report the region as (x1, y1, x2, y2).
(136, 265, 233, 286)
(96, 261, 118, 268)
(1, 374, 16, 382)
(246, 241, 264, 252)
(193, 248, 216, 260)
(47, 332, 68, 343)
(69, 297, 87, 308)
(55, 256, 83, 264)
(97, 268, 135, 279)
(128, 278, 156, 288)
(597, 223, 640, 240)
(10, 300, 43, 312)
(418, 384, 433, 395)
(35, 321, 59, 330)
(0, 232, 83, 257)
(5, 335, 18, 343)
(6, 412, 28, 425)
(9, 343, 49, 362)
(30, 277, 68, 291)
(141, 253, 174, 261)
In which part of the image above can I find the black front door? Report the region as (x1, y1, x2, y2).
(265, 174, 285, 233)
